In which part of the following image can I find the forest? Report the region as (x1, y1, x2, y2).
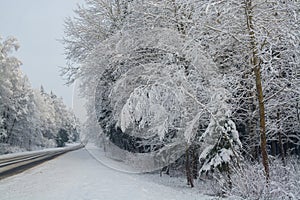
(0, 37, 80, 154)
(63, 0, 300, 198)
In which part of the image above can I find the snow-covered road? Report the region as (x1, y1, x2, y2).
(0, 144, 212, 200)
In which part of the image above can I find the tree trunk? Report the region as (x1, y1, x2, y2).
(271, 141, 276, 156)
(248, 95, 259, 160)
(5, 118, 17, 144)
(185, 148, 194, 187)
(297, 102, 300, 125)
(245, 0, 270, 182)
(192, 145, 199, 179)
(277, 111, 286, 165)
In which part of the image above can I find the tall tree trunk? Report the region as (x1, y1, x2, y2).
(245, 0, 270, 182)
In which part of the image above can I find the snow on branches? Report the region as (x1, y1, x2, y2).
(199, 88, 242, 175)
(0, 37, 80, 153)
(62, 0, 300, 191)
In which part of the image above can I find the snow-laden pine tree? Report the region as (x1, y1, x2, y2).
(199, 88, 242, 179)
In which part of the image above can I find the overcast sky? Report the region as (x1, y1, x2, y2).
(0, 0, 85, 107)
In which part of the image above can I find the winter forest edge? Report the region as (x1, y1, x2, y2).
(2, 0, 300, 199)
(0, 37, 80, 153)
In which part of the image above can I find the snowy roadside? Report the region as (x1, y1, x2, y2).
(0, 143, 214, 200)
(85, 143, 217, 198)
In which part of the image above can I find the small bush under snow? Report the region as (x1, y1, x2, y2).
(210, 158, 300, 199)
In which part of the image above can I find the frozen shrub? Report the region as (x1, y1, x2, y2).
(216, 158, 300, 199)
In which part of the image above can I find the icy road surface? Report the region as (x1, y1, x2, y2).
(0, 144, 212, 200)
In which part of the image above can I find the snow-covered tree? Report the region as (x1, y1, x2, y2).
(0, 36, 22, 144)
(8, 75, 34, 148)
(0, 36, 80, 153)
(34, 89, 80, 147)
(191, 0, 300, 180)
(62, 0, 300, 196)
(62, 1, 238, 186)
(62, 0, 133, 84)
(199, 88, 242, 176)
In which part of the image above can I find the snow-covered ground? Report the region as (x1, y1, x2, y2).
(0, 144, 213, 200)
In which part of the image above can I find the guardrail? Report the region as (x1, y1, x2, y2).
(0, 143, 85, 178)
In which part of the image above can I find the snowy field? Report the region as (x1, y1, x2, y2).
(0, 144, 213, 200)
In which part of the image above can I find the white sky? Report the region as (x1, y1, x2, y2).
(0, 0, 85, 107)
